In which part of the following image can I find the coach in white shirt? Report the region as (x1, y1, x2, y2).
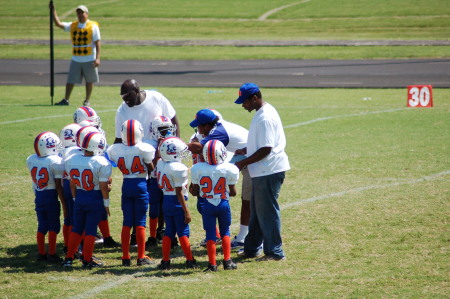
(234, 83, 290, 261)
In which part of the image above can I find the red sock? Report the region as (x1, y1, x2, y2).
(222, 235, 231, 261)
(67, 232, 82, 258)
(48, 231, 57, 255)
(62, 224, 70, 247)
(207, 240, 217, 266)
(98, 220, 110, 238)
(179, 236, 193, 261)
(149, 218, 158, 238)
(82, 235, 95, 262)
(215, 227, 221, 239)
(136, 226, 146, 259)
(121, 226, 131, 260)
(36, 232, 46, 255)
(162, 236, 171, 261)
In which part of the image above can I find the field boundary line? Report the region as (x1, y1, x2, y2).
(60, 0, 120, 19)
(0, 109, 116, 125)
(258, 0, 312, 21)
(284, 107, 409, 128)
(281, 170, 450, 210)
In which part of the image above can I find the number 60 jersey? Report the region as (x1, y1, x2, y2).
(65, 154, 112, 191)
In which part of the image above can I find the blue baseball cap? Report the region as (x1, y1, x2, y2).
(235, 83, 260, 104)
(189, 109, 217, 128)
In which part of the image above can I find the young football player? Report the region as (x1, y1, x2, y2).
(27, 132, 65, 263)
(107, 119, 156, 266)
(59, 123, 82, 253)
(190, 140, 239, 271)
(156, 137, 196, 270)
(62, 131, 112, 268)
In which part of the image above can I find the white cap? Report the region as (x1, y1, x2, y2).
(76, 5, 88, 13)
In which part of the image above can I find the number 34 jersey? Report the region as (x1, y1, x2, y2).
(190, 162, 239, 206)
(65, 155, 112, 191)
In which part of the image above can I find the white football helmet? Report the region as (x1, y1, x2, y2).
(150, 115, 176, 139)
(121, 119, 144, 146)
(203, 140, 227, 165)
(73, 106, 102, 128)
(76, 126, 100, 147)
(80, 131, 107, 155)
(159, 137, 190, 162)
(208, 108, 223, 120)
(34, 131, 63, 157)
(60, 123, 82, 148)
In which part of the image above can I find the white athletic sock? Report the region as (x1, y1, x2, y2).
(235, 225, 248, 242)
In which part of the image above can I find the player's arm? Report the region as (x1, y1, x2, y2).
(49, 2, 65, 29)
(235, 147, 271, 171)
(100, 181, 111, 216)
(170, 115, 181, 137)
(55, 178, 68, 218)
(228, 184, 237, 197)
(145, 162, 154, 172)
(187, 141, 203, 155)
(176, 186, 191, 224)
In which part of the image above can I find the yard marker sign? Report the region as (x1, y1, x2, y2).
(407, 85, 433, 107)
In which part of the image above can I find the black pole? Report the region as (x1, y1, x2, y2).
(50, 0, 54, 105)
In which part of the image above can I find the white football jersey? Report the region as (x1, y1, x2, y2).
(190, 162, 239, 206)
(26, 154, 64, 191)
(107, 142, 155, 179)
(65, 154, 112, 191)
(156, 160, 188, 196)
(62, 146, 83, 181)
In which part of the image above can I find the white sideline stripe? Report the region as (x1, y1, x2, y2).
(281, 170, 450, 210)
(284, 108, 409, 128)
(258, 0, 311, 21)
(61, 0, 119, 19)
(0, 109, 116, 125)
(68, 273, 200, 299)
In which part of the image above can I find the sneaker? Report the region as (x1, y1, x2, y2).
(145, 237, 158, 249)
(62, 257, 73, 267)
(82, 259, 103, 268)
(185, 258, 197, 269)
(157, 260, 171, 270)
(55, 99, 69, 106)
(223, 259, 237, 270)
(122, 258, 131, 266)
(36, 254, 47, 262)
(103, 236, 119, 248)
(237, 246, 263, 258)
(130, 232, 137, 247)
(79, 255, 102, 262)
(137, 256, 155, 266)
(83, 100, 90, 106)
(230, 236, 244, 250)
(256, 255, 286, 262)
(94, 233, 103, 244)
(47, 254, 63, 263)
(203, 263, 218, 272)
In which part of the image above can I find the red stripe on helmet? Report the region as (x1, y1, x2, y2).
(82, 132, 96, 149)
(34, 132, 48, 157)
(127, 120, 135, 145)
(207, 140, 217, 165)
(81, 106, 94, 116)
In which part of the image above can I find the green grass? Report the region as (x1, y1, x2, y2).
(0, 86, 448, 297)
(1, 0, 449, 59)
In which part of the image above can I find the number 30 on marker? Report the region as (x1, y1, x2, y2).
(407, 85, 433, 107)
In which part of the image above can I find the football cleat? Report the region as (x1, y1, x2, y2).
(185, 258, 198, 269)
(203, 263, 218, 272)
(145, 237, 158, 249)
(62, 257, 73, 267)
(137, 256, 155, 266)
(157, 260, 171, 270)
(122, 259, 131, 266)
(223, 259, 237, 270)
(47, 254, 63, 263)
(55, 99, 69, 106)
(82, 259, 104, 268)
(103, 236, 119, 248)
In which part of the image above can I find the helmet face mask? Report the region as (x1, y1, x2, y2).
(159, 137, 190, 162)
(151, 115, 176, 139)
(60, 123, 82, 148)
(73, 106, 102, 128)
(81, 132, 107, 155)
(203, 140, 227, 165)
(121, 119, 144, 146)
(34, 132, 63, 157)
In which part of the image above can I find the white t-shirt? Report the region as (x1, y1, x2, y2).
(246, 103, 290, 178)
(26, 154, 64, 191)
(65, 154, 112, 191)
(63, 20, 100, 62)
(190, 162, 239, 206)
(156, 159, 188, 196)
(115, 90, 176, 140)
(107, 142, 155, 179)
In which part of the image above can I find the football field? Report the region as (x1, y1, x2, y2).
(0, 86, 448, 297)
